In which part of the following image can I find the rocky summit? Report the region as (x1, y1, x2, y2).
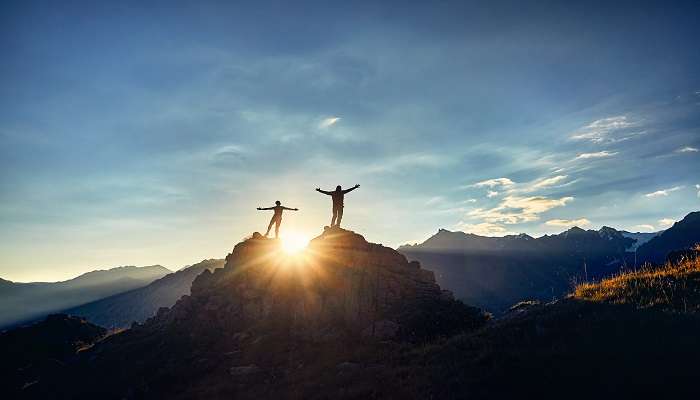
(164, 226, 467, 341)
(38, 227, 485, 399)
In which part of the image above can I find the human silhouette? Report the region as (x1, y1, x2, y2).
(315, 184, 360, 227)
(257, 201, 299, 238)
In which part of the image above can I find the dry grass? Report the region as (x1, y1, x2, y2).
(574, 253, 700, 312)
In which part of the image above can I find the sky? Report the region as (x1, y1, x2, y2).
(1, 0, 699, 282)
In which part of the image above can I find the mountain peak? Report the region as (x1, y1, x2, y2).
(142, 226, 487, 343)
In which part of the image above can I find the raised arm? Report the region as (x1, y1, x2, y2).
(316, 188, 331, 195)
(342, 184, 360, 194)
(257, 206, 274, 210)
(281, 206, 299, 211)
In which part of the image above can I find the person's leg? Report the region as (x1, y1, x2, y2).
(331, 206, 338, 226)
(265, 217, 275, 237)
(275, 218, 281, 238)
(336, 206, 344, 227)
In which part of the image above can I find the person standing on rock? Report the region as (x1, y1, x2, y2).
(257, 201, 299, 238)
(315, 184, 360, 227)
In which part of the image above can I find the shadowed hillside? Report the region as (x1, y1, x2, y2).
(64, 259, 224, 329)
(5, 231, 700, 399)
(22, 227, 484, 399)
(399, 211, 700, 313)
(635, 211, 700, 264)
(0, 265, 171, 329)
(398, 252, 700, 399)
(0, 314, 107, 399)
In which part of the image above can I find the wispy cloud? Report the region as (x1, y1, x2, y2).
(677, 146, 699, 153)
(570, 116, 641, 144)
(696, 184, 700, 197)
(545, 218, 590, 227)
(645, 186, 684, 198)
(658, 218, 675, 227)
(574, 151, 618, 160)
(467, 195, 574, 224)
(486, 190, 499, 198)
(529, 175, 568, 190)
(212, 144, 247, 158)
(318, 116, 341, 129)
(470, 178, 514, 188)
(455, 221, 515, 236)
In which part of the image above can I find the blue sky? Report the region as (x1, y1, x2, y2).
(1, 0, 699, 281)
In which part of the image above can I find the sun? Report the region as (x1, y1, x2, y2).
(281, 232, 310, 254)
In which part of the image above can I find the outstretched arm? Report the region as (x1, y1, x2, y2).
(257, 206, 274, 210)
(342, 184, 360, 194)
(316, 188, 331, 195)
(281, 206, 299, 211)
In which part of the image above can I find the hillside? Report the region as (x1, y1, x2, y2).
(0, 265, 171, 329)
(0, 314, 107, 399)
(20, 227, 486, 399)
(399, 211, 699, 313)
(5, 232, 700, 399)
(400, 253, 700, 399)
(64, 259, 225, 329)
(636, 211, 700, 264)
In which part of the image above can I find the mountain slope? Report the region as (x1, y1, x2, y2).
(405, 255, 700, 399)
(0, 265, 171, 329)
(0, 314, 107, 398)
(10, 232, 700, 399)
(399, 226, 634, 313)
(399, 212, 699, 313)
(636, 211, 700, 264)
(621, 230, 662, 251)
(25, 227, 486, 399)
(64, 259, 225, 329)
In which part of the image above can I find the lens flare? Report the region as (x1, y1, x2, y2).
(281, 232, 310, 254)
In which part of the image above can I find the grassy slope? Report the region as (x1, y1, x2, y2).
(405, 255, 700, 399)
(575, 254, 700, 312)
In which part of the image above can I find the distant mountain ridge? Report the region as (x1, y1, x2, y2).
(399, 211, 700, 313)
(0, 265, 171, 329)
(64, 259, 225, 329)
(636, 212, 700, 264)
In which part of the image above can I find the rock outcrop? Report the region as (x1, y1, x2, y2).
(151, 226, 482, 341)
(30, 227, 486, 399)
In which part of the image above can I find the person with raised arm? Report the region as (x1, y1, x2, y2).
(257, 201, 299, 238)
(315, 184, 360, 227)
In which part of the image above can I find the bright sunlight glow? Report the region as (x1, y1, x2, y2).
(281, 232, 310, 254)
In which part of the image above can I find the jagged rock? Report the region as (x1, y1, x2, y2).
(23, 227, 488, 399)
(171, 226, 484, 341)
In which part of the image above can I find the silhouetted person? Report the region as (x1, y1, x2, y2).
(315, 184, 360, 227)
(257, 201, 299, 238)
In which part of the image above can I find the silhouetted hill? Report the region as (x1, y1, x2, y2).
(399, 212, 699, 313)
(11, 233, 700, 399)
(64, 259, 225, 329)
(0, 314, 106, 398)
(0, 265, 171, 329)
(406, 254, 700, 398)
(636, 211, 700, 264)
(24, 227, 486, 399)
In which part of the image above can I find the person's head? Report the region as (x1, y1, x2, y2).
(275, 200, 281, 206)
(336, 185, 342, 191)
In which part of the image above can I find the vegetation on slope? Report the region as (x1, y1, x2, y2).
(575, 248, 700, 312)
(404, 255, 700, 399)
